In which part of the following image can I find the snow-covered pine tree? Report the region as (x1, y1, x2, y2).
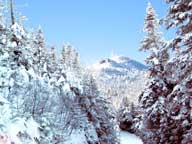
(60, 43, 81, 74)
(0, 5, 11, 100)
(32, 26, 49, 76)
(0, 4, 43, 143)
(165, 0, 192, 52)
(117, 101, 134, 132)
(65, 44, 73, 68)
(50, 46, 56, 60)
(138, 2, 170, 143)
(60, 43, 71, 69)
(140, 2, 168, 77)
(163, 0, 192, 85)
(138, 1, 192, 143)
(61, 44, 67, 66)
(3, 19, 34, 115)
(80, 73, 119, 144)
(158, 0, 192, 143)
(72, 51, 80, 71)
(47, 45, 58, 74)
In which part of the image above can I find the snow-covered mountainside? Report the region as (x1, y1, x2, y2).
(89, 55, 149, 108)
(0, 9, 119, 143)
(90, 55, 147, 78)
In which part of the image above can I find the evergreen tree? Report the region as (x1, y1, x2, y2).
(60, 43, 81, 73)
(140, 2, 168, 77)
(50, 46, 56, 61)
(138, 1, 192, 143)
(47, 45, 57, 74)
(139, 2, 169, 111)
(165, 0, 192, 52)
(32, 26, 48, 76)
(159, 0, 192, 143)
(61, 44, 67, 65)
(65, 44, 72, 68)
(138, 3, 171, 143)
(80, 74, 119, 144)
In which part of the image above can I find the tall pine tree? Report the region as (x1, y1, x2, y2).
(138, 3, 170, 143)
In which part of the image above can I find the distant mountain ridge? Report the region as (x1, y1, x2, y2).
(89, 55, 147, 79)
(88, 55, 148, 108)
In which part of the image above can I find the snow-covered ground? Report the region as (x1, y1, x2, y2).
(64, 130, 143, 144)
(120, 131, 143, 144)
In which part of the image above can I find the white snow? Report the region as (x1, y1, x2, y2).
(152, 57, 159, 65)
(64, 131, 87, 144)
(25, 118, 40, 142)
(7, 118, 25, 143)
(6, 118, 40, 144)
(110, 55, 129, 63)
(58, 76, 65, 83)
(0, 95, 9, 104)
(11, 23, 25, 39)
(63, 83, 70, 92)
(20, 67, 29, 82)
(27, 68, 36, 78)
(120, 131, 143, 144)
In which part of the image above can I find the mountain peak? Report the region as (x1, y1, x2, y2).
(89, 55, 147, 78)
(110, 55, 131, 62)
(88, 55, 148, 107)
(98, 55, 131, 65)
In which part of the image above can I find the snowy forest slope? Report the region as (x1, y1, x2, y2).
(0, 1, 119, 143)
(89, 55, 148, 108)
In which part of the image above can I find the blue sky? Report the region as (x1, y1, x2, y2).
(15, 0, 171, 65)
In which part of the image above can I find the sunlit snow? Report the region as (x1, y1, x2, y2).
(120, 131, 143, 144)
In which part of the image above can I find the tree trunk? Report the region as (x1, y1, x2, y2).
(10, 0, 15, 25)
